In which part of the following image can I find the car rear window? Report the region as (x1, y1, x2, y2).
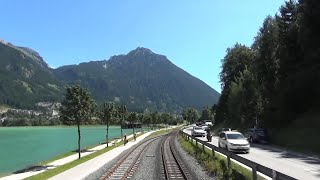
(226, 133, 245, 139)
(256, 129, 266, 132)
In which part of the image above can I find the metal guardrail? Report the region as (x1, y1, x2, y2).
(179, 130, 297, 180)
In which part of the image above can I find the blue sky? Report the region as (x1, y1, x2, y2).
(0, 0, 285, 92)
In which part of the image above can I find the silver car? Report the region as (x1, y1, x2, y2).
(218, 131, 250, 153)
(191, 126, 206, 137)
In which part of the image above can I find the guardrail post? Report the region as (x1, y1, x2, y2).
(196, 139, 198, 147)
(202, 143, 205, 152)
(211, 148, 215, 158)
(272, 170, 277, 180)
(252, 165, 258, 180)
(227, 153, 231, 169)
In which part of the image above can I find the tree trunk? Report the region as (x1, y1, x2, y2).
(77, 124, 81, 159)
(133, 126, 135, 136)
(106, 125, 109, 147)
(121, 117, 123, 140)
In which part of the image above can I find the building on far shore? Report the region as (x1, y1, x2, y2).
(121, 121, 142, 129)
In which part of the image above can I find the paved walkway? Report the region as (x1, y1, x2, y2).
(0, 131, 153, 180)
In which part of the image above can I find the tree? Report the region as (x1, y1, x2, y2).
(297, 0, 320, 108)
(216, 44, 255, 124)
(116, 105, 127, 140)
(227, 67, 259, 126)
(150, 112, 159, 129)
(99, 102, 115, 147)
(160, 113, 174, 126)
(219, 43, 255, 91)
(182, 108, 199, 124)
(137, 113, 144, 132)
(142, 112, 152, 129)
(59, 85, 96, 159)
(199, 106, 212, 121)
(211, 104, 217, 124)
(128, 112, 138, 135)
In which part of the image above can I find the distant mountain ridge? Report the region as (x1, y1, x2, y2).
(0, 40, 220, 112)
(54, 47, 220, 112)
(0, 41, 63, 109)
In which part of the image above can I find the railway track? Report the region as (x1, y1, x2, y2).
(100, 136, 160, 180)
(161, 132, 191, 180)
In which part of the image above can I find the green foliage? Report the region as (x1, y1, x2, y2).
(216, 0, 320, 133)
(178, 135, 251, 180)
(59, 85, 96, 158)
(160, 112, 174, 125)
(182, 108, 199, 124)
(98, 102, 116, 147)
(0, 43, 63, 109)
(60, 85, 96, 125)
(216, 44, 254, 125)
(199, 106, 213, 121)
(212, 0, 320, 155)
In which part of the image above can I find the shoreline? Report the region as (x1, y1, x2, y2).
(0, 129, 148, 180)
(0, 127, 148, 176)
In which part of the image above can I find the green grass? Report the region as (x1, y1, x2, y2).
(147, 127, 176, 138)
(37, 134, 138, 166)
(25, 132, 145, 180)
(178, 134, 266, 180)
(24, 127, 173, 180)
(38, 151, 76, 166)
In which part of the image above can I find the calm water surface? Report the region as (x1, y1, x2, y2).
(0, 126, 137, 174)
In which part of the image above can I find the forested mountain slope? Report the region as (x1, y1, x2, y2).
(54, 47, 220, 112)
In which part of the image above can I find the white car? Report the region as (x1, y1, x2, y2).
(218, 131, 250, 153)
(191, 126, 206, 137)
(205, 120, 213, 126)
(200, 124, 209, 131)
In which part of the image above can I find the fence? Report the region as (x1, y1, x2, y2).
(179, 130, 297, 180)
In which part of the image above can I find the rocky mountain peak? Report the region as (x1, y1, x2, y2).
(128, 47, 154, 56)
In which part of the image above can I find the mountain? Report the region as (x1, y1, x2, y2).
(54, 47, 220, 112)
(0, 41, 63, 109)
(0, 39, 219, 112)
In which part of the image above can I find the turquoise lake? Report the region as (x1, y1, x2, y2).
(0, 126, 138, 175)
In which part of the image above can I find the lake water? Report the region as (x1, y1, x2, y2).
(0, 126, 138, 175)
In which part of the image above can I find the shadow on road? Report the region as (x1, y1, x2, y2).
(251, 143, 320, 175)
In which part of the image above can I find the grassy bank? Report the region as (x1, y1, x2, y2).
(25, 132, 145, 180)
(178, 134, 265, 180)
(25, 127, 177, 180)
(147, 127, 177, 138)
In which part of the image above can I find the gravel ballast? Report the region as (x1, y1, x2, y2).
(85, 132, 214, 180)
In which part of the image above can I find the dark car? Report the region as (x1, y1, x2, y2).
(220, 128, 231, 132)
(244, 128, 269, 143)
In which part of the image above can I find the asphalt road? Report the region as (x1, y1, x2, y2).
(184, 127, 320, 180)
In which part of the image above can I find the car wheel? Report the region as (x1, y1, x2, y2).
(249, 137, 253, 143)
(226, 145, 230, 151)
